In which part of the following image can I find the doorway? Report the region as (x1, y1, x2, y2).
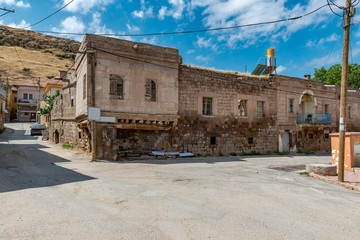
(30, 112, 36, 122)
(54, 130, 59, 144)
(282, 131, 290, 153)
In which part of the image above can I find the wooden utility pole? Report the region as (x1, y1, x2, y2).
(338, 0, 353, 182)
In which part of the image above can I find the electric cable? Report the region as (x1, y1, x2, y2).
(23, 0, 75, 29)
(91, 45, 360, 103)
(32, 3, 331, 37)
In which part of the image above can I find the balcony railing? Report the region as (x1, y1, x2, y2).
(296, 113, 331, 124)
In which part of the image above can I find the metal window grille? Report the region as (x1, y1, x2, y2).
(110, 75, 124, 99)
(289, 99, 294, 113)
(202, 97, 213, 116)
(257, 101, 264, 117)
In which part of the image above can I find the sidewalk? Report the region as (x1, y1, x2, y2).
(310, 170, 360, 192)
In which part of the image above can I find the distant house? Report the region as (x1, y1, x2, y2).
(13, 78, 63, 122)
(0, 87, 7, 129)
(38, 81, 63, 126)
(7, 85, 17, 121)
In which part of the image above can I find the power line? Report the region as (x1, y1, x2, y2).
(23, 0, 75, 29)
(0, 7, 15, 18)
(33, 3, 331, 37)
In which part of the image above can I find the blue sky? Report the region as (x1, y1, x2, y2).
(0, 0, 360, 78)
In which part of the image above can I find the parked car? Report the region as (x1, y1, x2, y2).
(30, 124, 45, 136)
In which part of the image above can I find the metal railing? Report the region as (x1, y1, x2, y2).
(296, 113, 331, 124)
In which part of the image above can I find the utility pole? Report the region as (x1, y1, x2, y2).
(0, 7, 14, 17)
(338, 0, 354, 182)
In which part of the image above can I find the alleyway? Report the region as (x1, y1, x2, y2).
(0, 123, 359, 239)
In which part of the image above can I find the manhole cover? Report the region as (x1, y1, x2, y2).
(269, 165, 306, 172)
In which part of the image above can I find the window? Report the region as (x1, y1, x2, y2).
(348, 106, 352, 119)
(14, 97, 17, 102)
(308, 133, 314, 139)
(248, 137, 254, 144)
(71, 99, 74, 107)
(289, 99, 294, 113)
(110, 75, 124, 99)
(29, 94, 33, 100)
(202, 97, 213, 116)
(78, 132, 82, 139)
(83, 74, 86, 100)
(145, 79, 156, 101)
(23, 93, 28, 99)
(257, 101, 265, 117)
(210, 136, 216, 145)
(324, 104, 329, 114)
(325, 133, 329, 139)
(238, 100, 247, 117)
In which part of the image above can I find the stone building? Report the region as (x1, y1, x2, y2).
(50, 34, 360, 161)
(0, 87, 7, 129)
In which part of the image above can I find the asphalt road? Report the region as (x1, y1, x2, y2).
(0, 123, 359, 240)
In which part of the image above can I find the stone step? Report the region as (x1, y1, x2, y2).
(306, 164, 337, 176)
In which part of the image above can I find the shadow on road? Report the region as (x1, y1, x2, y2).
(0, 128, 95, 193)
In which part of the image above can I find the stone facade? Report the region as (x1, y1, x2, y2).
(50, 79, 91, 151)
(49, 35, 360, 159)
(0, 88, 6, 129)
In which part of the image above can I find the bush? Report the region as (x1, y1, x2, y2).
(62, 144, 73, 150)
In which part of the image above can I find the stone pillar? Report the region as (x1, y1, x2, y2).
(90, 120, 96, 161)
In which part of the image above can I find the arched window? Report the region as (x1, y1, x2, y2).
(110, 75, 124, 99)
(145, 79, 156, 102)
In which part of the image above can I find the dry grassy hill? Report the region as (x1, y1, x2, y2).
(0, 25, 81, 84)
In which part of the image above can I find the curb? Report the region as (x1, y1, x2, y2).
(310, 172, 360, 192)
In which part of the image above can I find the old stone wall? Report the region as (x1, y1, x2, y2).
(275, 75, 360, 153)
(176, 65, 278, 155)
(50, 84, 90, 151)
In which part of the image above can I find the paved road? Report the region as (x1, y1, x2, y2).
(0, 123, 359, 239)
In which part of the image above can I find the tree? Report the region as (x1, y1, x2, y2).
(313, 63, 360, 88)
(38, 91, 60, 115)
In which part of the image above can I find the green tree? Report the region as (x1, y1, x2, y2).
(38, 91, 60, 115)
(313, 63, 360, 88)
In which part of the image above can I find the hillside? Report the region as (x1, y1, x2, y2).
(0, 25, 81, 83)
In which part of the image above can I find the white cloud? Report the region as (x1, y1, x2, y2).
(276, 65, 286, 74)
(307, 53, 341, 68)
(186, 49, 195, 54)
(16, 1, 30, 7)
(196, 37, 211, 48)
(0, 0, 30, 8)
(140, 37, 158, 45)
(52, 16, 86, 41)
(8, 19, 30, 29)
(126, 24, 140, 33)
(306, 33, 340, 48)
(131, 0, 154, 18)
(158, 0, 185, 20)
(195, 55, 211, 62)
(88, 12, 114, 35)
(189, 0, 332, 48)
(62, 0, 114, 13)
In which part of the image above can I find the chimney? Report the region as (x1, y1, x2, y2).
(304, 74, 311, 80)
(58, 70, 68, 79)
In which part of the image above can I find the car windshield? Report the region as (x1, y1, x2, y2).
(32, 124, 44, 129)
